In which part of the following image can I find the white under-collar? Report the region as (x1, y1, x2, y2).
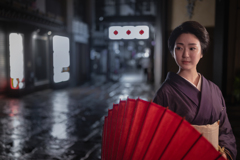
(181, 73, 202, 91)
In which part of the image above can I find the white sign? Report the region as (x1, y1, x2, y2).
(9, 33, 24, 89)
(53, 35, 70, 83)
(109, 25, 149, 40)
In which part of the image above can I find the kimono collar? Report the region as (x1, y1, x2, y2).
(166, 72, 201, 106)
(181, 73, 202, 91)
(191, 75, 213, 124)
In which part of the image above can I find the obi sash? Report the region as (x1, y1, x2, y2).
(192, 120, 219, 150)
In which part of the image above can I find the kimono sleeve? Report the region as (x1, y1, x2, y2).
(219, 95, 237, 160)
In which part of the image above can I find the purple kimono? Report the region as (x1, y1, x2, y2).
(153, 72, 237, 160)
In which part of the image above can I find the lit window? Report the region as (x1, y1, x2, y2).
(53, 36, 70, 83)
(9, 33, 24, 89)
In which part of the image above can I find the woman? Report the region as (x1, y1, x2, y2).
(153, 21, 237, 160)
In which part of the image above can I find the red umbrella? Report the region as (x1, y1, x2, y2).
(101, 98, 226, 160)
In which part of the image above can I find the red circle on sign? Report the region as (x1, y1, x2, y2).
(139, 30, 144, 35)
(114, 30, 118, 35)
(126, 30, 131, 35)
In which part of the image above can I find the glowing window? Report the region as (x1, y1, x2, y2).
(109, 25, 149, 40)
(9, 33, 24, 89)
(53, 36, 70, 83)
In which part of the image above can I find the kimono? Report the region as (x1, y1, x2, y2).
(153, 72, 237, 160)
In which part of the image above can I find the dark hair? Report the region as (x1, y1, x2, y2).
(168, 21, 210, 55)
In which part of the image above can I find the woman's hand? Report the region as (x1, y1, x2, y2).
(222, 153, 227, 159)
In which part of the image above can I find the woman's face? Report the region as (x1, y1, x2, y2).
(173, 33, 202, 72)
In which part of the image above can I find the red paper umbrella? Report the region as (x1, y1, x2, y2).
(101, 98, 226, 160)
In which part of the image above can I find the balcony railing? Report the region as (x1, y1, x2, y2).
(102, 1, 156, 17)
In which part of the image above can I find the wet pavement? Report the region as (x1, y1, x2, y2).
(0, 68, 239, 160)
(0, 69, 155, 160)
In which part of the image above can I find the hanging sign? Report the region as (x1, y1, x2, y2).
(109, 25, 149, 40)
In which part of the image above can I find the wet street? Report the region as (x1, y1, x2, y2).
(0, 69, 156, 160)
(0, 69, 240, 160)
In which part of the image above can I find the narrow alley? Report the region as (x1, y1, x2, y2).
(0, 69, 155, 160)
(0, 0, 240, 159)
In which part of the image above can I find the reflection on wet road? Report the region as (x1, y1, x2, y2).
(0, 69, 155, 160)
